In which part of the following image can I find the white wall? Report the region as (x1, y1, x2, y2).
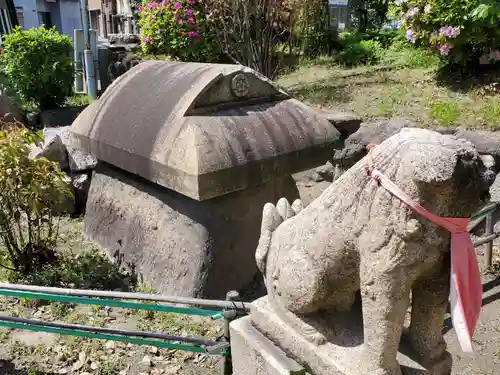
(13, 0, 39, 29)
(58, 0, 81, 38)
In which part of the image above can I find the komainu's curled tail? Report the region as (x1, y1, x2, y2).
(255, 197, 303, 275)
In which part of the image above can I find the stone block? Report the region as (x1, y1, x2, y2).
(250, 297, 428, 375)
(83, 163, 300, 298)
(230, 316, 307, 375)
(323, 109, 362, 136)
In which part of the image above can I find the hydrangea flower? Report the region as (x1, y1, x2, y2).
(406, 7, 420, 18)
(439, 26, 460, 38)
(143, 36, 153, 44)
(489, 50, 500, 61)
(174, 1, 182, 8)
(406, 28, 416, 43)
(437, 43, 451, 56)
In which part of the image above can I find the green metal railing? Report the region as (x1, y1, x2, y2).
(0, 283, 250, 374)
(470, 201, 500, 268)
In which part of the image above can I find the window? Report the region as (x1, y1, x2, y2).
(0, 0, 13, 37)
(37, 11, 52, 28)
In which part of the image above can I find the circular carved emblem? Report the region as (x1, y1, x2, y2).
(231, 74, 250, 98)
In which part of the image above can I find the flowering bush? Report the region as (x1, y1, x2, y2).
(393, 0, 500, 65)
(137, 0, 221, 62)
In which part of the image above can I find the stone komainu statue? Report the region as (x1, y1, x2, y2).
(255, 128, 495, 375)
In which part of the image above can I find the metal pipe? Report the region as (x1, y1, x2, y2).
(0, 283, 251, 312)
(473, 232, 500, 248)
(469, 201, 500, 232)
(79, 0, 98, 98)
(0, 315, 217, 346)
(222, 290, 239, 375)
(485, 214, 494, 268)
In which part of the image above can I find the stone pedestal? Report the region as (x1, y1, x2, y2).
(230, 316, 308, 375)
(237, 296, 429, 375)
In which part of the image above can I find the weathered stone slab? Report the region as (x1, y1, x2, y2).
(84, 162, 300, 298)
(70, 61, 341, 201)
(332, 117, 417, 169)
(250, 297, 428, 375)
(322, 109, 362, 136)
(230, 316, 308, 375)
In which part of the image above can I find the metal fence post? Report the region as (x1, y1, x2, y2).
(485, 214, 494, 268)
(222, 290, 239, 375)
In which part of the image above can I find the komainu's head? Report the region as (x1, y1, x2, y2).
(365, 128, 495, 219)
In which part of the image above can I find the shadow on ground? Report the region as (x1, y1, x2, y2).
(12, 250, 137, 292)
(435, 64, 500, 95)
(442, 275, 500, 335)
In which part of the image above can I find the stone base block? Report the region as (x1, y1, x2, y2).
(83, 163, 299, 299)
(250, 297, 430, 375)
(230, 316, 308, 375)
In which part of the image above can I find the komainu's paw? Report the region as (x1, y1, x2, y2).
(255, 198, 303, 273)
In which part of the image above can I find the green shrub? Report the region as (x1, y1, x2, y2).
(429, 100, 461, 126)
(394, 0, 500, 66)
(336, 38, 384, 66)
(0, 124, 73, 275)
(381, 41, 442, 69)
(137, 0, 221, 62)
(0, 27, 73, 110)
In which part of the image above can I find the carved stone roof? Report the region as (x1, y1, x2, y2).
(70, 61, 340, 201)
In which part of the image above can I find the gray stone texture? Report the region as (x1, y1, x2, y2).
(250, 297, 428, 375)
(70, 61, 341, 201)
(454, 129, 500, 172)
(84, 162, 300, 299)
(254, 128, 495, 375)
(333, 118, 417, 170)
(230, 316, 307, 375)
(322, 109, 362, 136)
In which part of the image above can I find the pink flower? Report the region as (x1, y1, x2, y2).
(439, 26, 460, 38)
(188, 30, 199, 38)
(437, 43, 452, 56)
(137, 5, 142, 11)
(142, 36, 152, 44)
(186, 8, 193, 15)
(489, 50, 500, 61)
(187, 17, 195, 23)
(173, 1, 182, 8)
(178, 19, 185, 25)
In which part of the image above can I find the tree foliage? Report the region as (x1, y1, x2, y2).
(0, 123, 73, 274)
(0, 27, 73, 110)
